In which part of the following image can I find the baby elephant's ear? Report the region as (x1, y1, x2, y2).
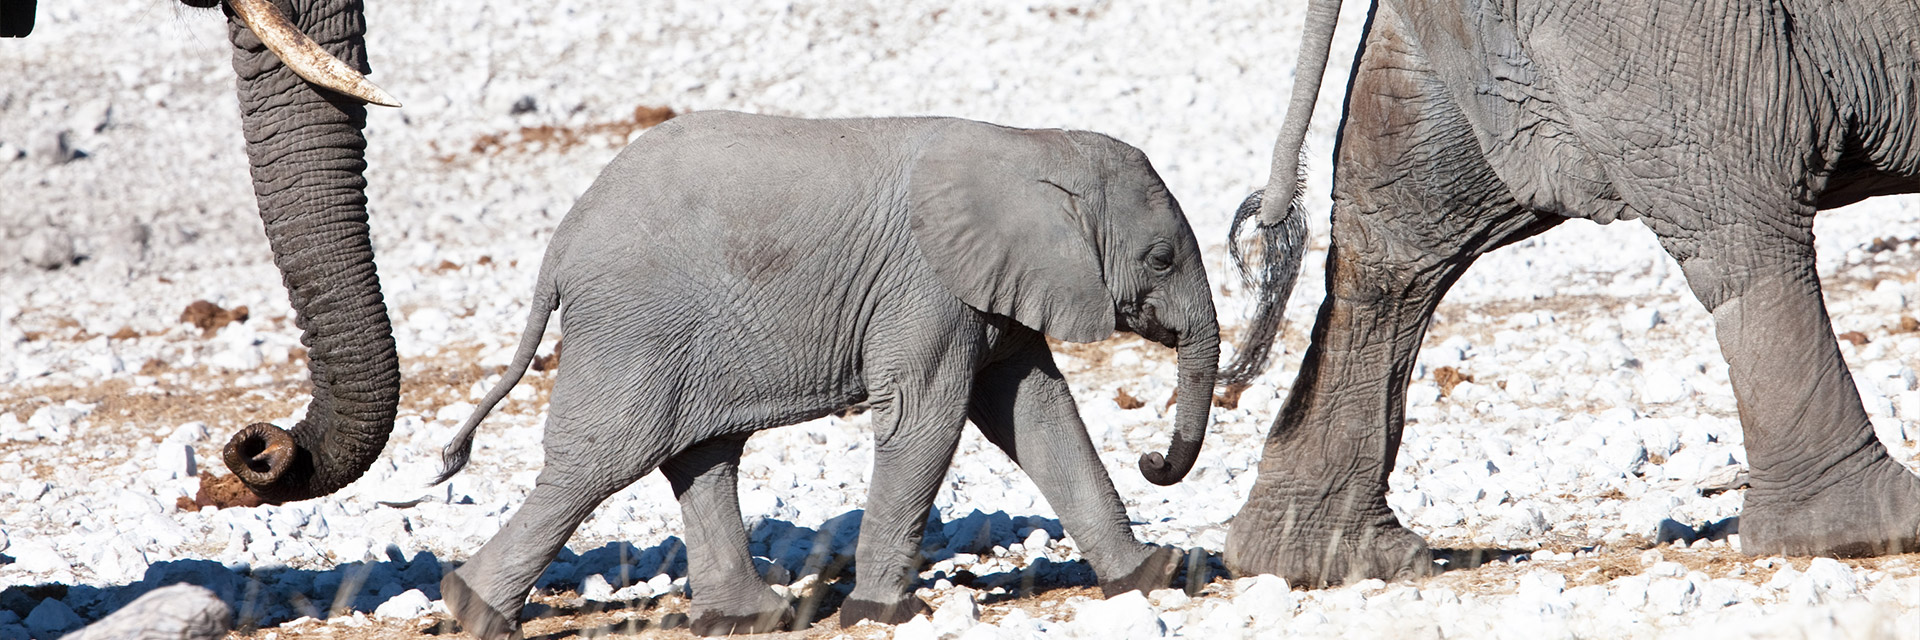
(908, 122, 1115, 343)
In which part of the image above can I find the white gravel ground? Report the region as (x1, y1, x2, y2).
(4, 1, 1920, 638)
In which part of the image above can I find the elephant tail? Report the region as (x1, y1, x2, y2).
(434, 267, 561, 485)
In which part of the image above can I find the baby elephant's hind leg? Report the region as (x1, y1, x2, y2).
(662, 435, 797, 635)
(441, 476, 631, 639)
(442, 372, 677, 639)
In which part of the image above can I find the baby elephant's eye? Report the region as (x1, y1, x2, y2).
(1146, 243, 1175, 273)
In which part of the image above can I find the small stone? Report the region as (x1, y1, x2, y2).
(1023, 527, 1050, 550)
(1073, 591, 1161, 639)
(1647, 561, 1686, 578)
(1801, 558, 1859, 600)
(12, 480, 46, 501)
(20, 228, 77, 270)
(1623, 307, 1662, 333)
(579, 574, 614, 601)
(930, 592, 980, 637)
(1149, 587, 1190, 609)
(23, 599, 82, 637)
(892, 614, 937, 640)
(167, 421, 210, 444)
(648, 573, 674, 596)
(1645, 577, 1698, 615)
(373, 589, 433, 619)
(156, 442, 197, 479)
(1600, 439, 1648, 473)
(9, 539, 69, 574)
(63, 584, 232, 640)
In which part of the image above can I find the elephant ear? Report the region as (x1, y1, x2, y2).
(908, 122, 1115, 343)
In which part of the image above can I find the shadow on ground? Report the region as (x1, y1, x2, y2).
(2, 507, 1186, 635)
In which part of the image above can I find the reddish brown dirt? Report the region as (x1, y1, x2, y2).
(445, 105, 678, 161)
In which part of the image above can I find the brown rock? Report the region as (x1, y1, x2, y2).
(1213, 384, 1248, 410)
(532, 338, 563, 372)
(1839, 331, 1870, 346)
(1434, 366, 1474, 397)
(1899, 316, 1919, 333)
(1114, 388, 1145, 410)
(179, 300, 249, 337)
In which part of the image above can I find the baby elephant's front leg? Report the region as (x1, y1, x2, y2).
(661, 436, 796, 635)
(969, 332, 1180, 596)
(838, 381, 970, 625)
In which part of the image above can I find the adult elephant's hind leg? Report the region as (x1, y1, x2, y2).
(1659, 220, 1920, 557)
(967, 329, 1178, 596)
(660, 435, 796, 635)
(1224, 15, 1561, 587)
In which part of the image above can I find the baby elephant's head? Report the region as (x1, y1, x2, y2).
(909, 122, 1220, 485)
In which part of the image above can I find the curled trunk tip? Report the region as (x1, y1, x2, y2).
(219, 422, 300, 505)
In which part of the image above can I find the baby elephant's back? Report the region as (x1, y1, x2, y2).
(552, 113, 939, 276)
(543, 112, 948, 343)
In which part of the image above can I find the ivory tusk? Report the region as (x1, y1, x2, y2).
(227, 0, 400, 107)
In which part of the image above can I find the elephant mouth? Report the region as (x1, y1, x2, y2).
(1121, 304, 1179, 348)
(228, 0, 400, 107)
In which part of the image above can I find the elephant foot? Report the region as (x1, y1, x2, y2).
(690, 588, 797, 636)
(838, 593, 930, 626)
(441, 571, 521, 640)
(1098, 545, 1181, 597)
(1224, 500, 1432, 588)
(1739, 458, 1920, 557)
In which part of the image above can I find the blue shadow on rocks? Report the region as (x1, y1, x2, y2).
(0, 538, 691, 638)
(2, 507, 1147, 637)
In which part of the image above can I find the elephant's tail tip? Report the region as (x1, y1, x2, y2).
(432, 439, 474, 486)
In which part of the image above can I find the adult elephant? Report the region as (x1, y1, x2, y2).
(1222, 0, 1920, 586)
(5, 0, 403, 505)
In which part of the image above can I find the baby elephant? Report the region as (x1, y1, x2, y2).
(436, 111, 1220, 638)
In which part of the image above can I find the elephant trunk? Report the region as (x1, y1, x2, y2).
(216, 0, 400, 504)
(1139, 324, 1220, 486)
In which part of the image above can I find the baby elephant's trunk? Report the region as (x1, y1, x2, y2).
(1140, 326, 1220, 485)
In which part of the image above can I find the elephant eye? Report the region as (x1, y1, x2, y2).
(1146, 243, 1175, 273)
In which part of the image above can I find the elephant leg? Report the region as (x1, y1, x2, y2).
(1224, 15, 1562, 587)
(838, 334, 976, 626)
(443, 366, 677, 639)
(441, 477, 629, 639)
(1647, 214, 1920, 557)
(659, 435, 796, 635)
(967, 328, 1177, 596)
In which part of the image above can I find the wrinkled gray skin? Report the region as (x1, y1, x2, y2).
(434, 112, 1219, 638)
(1226, 0, 1920, 587)
(3, 0, 399, 504)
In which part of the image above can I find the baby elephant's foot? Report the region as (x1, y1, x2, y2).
(1099, 545, 1181, 597)
(441, 571, 520, 640)
(838, 593, 930, 626)
(690, 590, 796, 636)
